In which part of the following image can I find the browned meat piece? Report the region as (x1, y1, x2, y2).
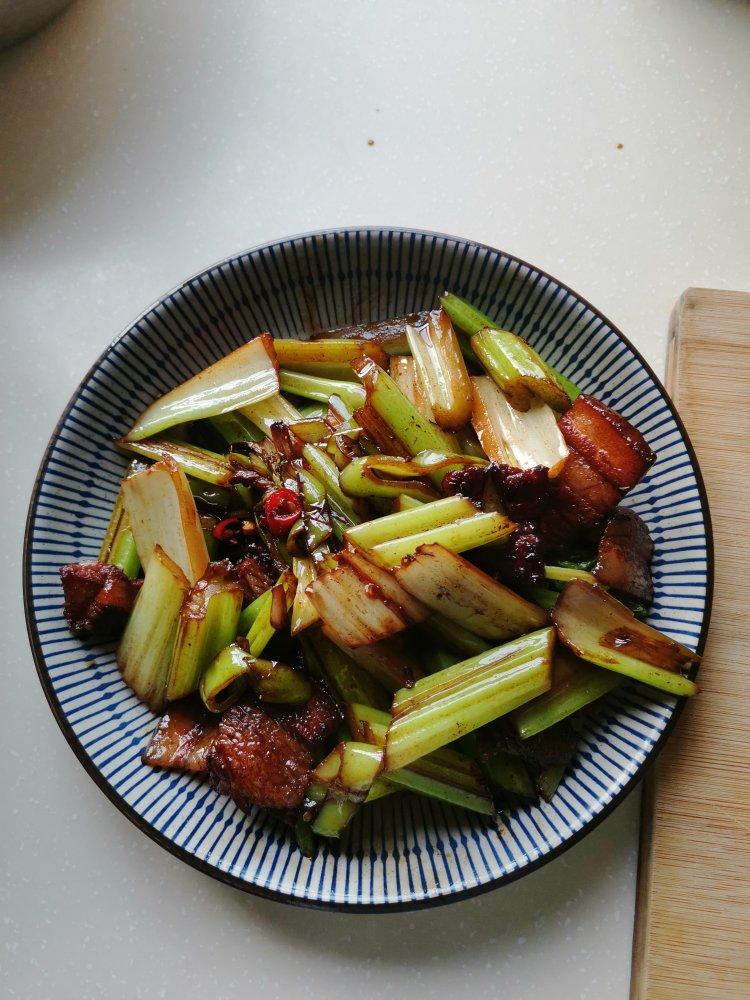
(558, 395, 655, 490)
(234, 554, 275, 601)
(207, 703, 313, 811)
(312, 312, 429, 349)
(266, 683, 342, 748)
(553, 451, 623, 525)
(594, 507, 654, 604)
(60, 561, 142, 636)
(478, 719, 578, 771)
(143, 698, 220, 773)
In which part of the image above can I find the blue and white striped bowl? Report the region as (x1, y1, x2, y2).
(23, 229, 712, 910)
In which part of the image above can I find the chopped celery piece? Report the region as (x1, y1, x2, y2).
(395, 542, 548, 641)
(470, 377, 568, 473)
(279, 370, 366, 412)
(245, 570, 296, 656)
(344, 495, 475, 549)
(514, 655, 620, 739)
(384, 629, 554, 771)
(118, 437, 233, 485)
(545, 565, 597, 584)
(351, 356, 459, 455)
(166, 574, 243, 701)
(369, 511, 516, 566)
(552, 580, 699, 697)
(122, 457, 209, 584)
(210, 411, 264, 444)
(425, 616, 490, 657)
(126, 334, 279, 440)
(440, 293, 580, 402)
(200, 642, 311, 712)
(300, 632, 390, 710)
(241, 393, 302, 435)
(301, 443, 362, 526)
(339, 456, 438, 503)
(117, 546, 189, 711)
(406, 310, 473, 430)
(391, 495, 424, 513)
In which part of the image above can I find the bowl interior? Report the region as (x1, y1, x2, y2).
(24, 229, 711, 909)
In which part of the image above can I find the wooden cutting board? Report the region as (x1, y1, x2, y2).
(630, 289, 750, 999)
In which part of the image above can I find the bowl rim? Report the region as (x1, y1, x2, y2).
(22, 226, 714, 912)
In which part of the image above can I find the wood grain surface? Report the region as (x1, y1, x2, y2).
(631, 288, 750, 999)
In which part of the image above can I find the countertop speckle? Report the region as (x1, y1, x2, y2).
(2, 2, 748, 998)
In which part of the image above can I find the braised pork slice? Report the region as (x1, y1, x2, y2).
(265, 683, 342, 748)
(207, 703, 313, 811)
(60, 561, 142, 635)
(594, 507, 654, 604)
(143, 698, 220, 773)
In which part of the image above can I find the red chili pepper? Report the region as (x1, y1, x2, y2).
(264, 488, 303, 537)
(212, 516, 244, 543)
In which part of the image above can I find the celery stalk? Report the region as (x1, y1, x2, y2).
(351, 356, 459, 455)
(199, 643, 312, 711)
(118, 437, 234, 485)
(440, 293, 580, 402)
(369, 511, 516, 566)
(344, 495, 475, 549)
(545, 565, 597, 584)
(166, 582, 243, 702)
(301, 443, 362, 526)
(406, 310, 473, 430)
(299, 632, 390, 710)
(384, 628, 554, 771)
(513, 660, 620, 739)
(279, 370, 366, 412)
(116, 546, 190, 711)
(210, 411, 264, 444)
(126, 334, 279, 440)
(241, 393, 302, 435)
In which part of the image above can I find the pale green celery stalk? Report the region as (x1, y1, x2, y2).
(471, 329, 570, 411)
(514, 663, 620, 739)
(351, 356, 459, 455)
(118, 437, 233, 485)
(482, 752, 535, 799)
(301, 443, 362, 526)
(369, 511, 516, 566)
(384, 628, 554, 772)
(544, 565, 597, 584)
(199, 642, 312, 712)
(284, 362, 361, 381)
(99, 462, 147, 578)
(348, 704, 494, 815)
(241, 393, 302, 435)
(426, 615, 490, 657)
(116, 546, 189, 711)
(344, 495, 475, 549)
(552, 581, 699, 697)
(126, 336, 279, 440)
(391, 495, 424, 513)
(279, 370, 366, 412)
(108, 518, 141, 579)
(440, 292, 580, 402)
(308, 742, 385, 838)
(338, 457, 438, 503)
(237, 589, 268, 634)
(210, 411, 264, 444)
(299, 632, 390, 710)
(244, 571, 295, 656)
(166, 584, 243, 702)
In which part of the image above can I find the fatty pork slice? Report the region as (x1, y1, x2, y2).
(143, 698, 219, 774)
(594, 507, 654, 604)
(207, 703, 313, 811)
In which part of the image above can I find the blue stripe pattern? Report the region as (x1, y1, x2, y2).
(24, 228, 710, 908)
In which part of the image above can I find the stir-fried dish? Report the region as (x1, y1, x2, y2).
(59, 293, 700, 851)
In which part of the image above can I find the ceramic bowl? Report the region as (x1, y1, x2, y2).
(23, 228, 712, 910)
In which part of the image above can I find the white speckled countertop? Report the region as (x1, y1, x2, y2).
(2, 2, 748, 997)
